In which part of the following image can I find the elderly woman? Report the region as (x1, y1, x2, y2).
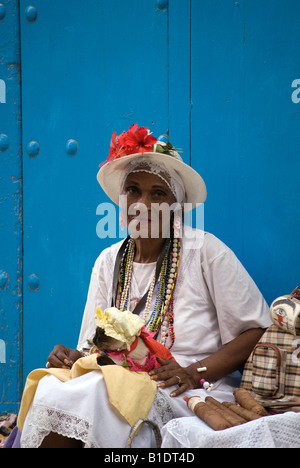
(16, 124, 270, 448)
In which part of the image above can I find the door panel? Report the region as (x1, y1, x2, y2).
(20, 0, 169, 377)
(190, 0, 300, 303)
(1, 0, 298, 403)
(0, 0, 22, 412)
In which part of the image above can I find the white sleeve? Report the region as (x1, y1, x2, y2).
(201, 233, 272, 345)
(77, 252, 110, 351)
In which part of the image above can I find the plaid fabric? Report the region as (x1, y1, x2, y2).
(241, 325, 300, 399)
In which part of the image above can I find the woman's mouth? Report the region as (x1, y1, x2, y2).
(129, 216, 152, 225)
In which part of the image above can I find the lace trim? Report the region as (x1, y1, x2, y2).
(21, 404, 97, 448)
(161, 413, 300, 448)
(120, 158, 186, 204)
(21, 426, 51, 449)
(151, 389, 177, 428)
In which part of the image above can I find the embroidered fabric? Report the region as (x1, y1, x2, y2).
(21, 404, 97, 448)
(151, 388, 177, 429)
(120, 158, 186, 204)
(161, 412, 300, 448)
(20, 390, 176, 448)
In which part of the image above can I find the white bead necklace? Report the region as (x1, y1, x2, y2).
(119, 237, 180, 345)
(119, 241, 135, 312)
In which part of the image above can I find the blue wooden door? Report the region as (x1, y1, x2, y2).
(189, 0, 300, 302)
(1, 0, 299, 411)
(20, 0, 170, 378)
(0, 0, 22, 413)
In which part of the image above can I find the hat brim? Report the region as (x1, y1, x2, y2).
(97, 152, 207, 210)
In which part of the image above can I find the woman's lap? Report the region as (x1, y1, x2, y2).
(19, 370, 238, 448)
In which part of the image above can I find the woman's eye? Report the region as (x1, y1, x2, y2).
(153, 190, 166, 198)
(126, 186, 138, 195)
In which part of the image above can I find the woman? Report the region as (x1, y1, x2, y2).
(16, 124, 271, 448)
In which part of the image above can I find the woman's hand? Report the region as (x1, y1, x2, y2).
(148, 329, 266, 398)
(46, 344, 83, 369)
(149, 358, 197, 397)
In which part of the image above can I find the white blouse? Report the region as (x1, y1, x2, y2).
(78, 227, 271, 368)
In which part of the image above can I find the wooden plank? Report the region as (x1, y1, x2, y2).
(0, 0, 22, 413)
(190, 0, 245, 256)
(20, 0, 169, 378)
(241, 0, 300, 303)
(168, 0, 191, 164)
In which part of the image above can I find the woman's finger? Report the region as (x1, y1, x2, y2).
(47, 354, 70, 369)
(157, 374, 183, 388)
(47, 345, 72, 368)
(157, 374, 192, 396)
(47, 354, 69, 368)
(149, 358, 180, 379)
(150, 367, 179, 381)
(155, 357, 176, 367)
(170, 383, 190, 397)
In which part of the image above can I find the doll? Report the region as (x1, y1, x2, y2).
(91, 307, 175, 372)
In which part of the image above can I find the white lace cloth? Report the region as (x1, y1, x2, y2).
(20, 370, 239, 448)
(20, 371, 176, 448)
(161, 412, 300, 448)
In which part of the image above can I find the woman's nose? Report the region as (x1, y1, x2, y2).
(137, 192, 151, 209)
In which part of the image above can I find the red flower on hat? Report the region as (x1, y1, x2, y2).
(103, 123, 157, 166)
(126, 123, 157, 154)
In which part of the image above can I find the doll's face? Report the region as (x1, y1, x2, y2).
(93, 327, 127, 352)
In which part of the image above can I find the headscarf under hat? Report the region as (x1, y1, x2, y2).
(97, 124, 207, 210)
(120, 155, 186, 205)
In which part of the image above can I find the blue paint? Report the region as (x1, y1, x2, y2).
(0, 3, 6, 20)
(0, 0, 22, 413)
(156, 0, 168, 10)
(0, 270, 9, 289)
(190, 0, 300, 305)
(20, 0, 169, 379)
(158, 134, 169, 143)
(24, 5, 37, 22)
(0, 134, 9, 152)
(66, 139, 78, 156)
(26, 140, 40, 157)
(27, 274, 40, 291)
(1, 0, 300, 412)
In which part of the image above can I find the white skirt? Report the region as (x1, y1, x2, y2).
(20, 370, 239, 448)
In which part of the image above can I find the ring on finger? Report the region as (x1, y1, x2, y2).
(175, 375, 182, 386)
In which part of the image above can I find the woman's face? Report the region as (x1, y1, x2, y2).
(121, 171, 177, 239)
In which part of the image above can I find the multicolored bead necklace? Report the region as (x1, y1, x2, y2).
(116, 236, 180, 349)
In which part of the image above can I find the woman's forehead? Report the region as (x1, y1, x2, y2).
(124, 171, 171, 189)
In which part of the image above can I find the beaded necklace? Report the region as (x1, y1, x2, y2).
(116, 236, 180, 349)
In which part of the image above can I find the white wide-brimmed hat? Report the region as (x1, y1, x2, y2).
(97, 124, 207, 209)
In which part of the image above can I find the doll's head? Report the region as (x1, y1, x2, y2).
(92, 326, 127, 352)
(93, 306, 145, 351)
